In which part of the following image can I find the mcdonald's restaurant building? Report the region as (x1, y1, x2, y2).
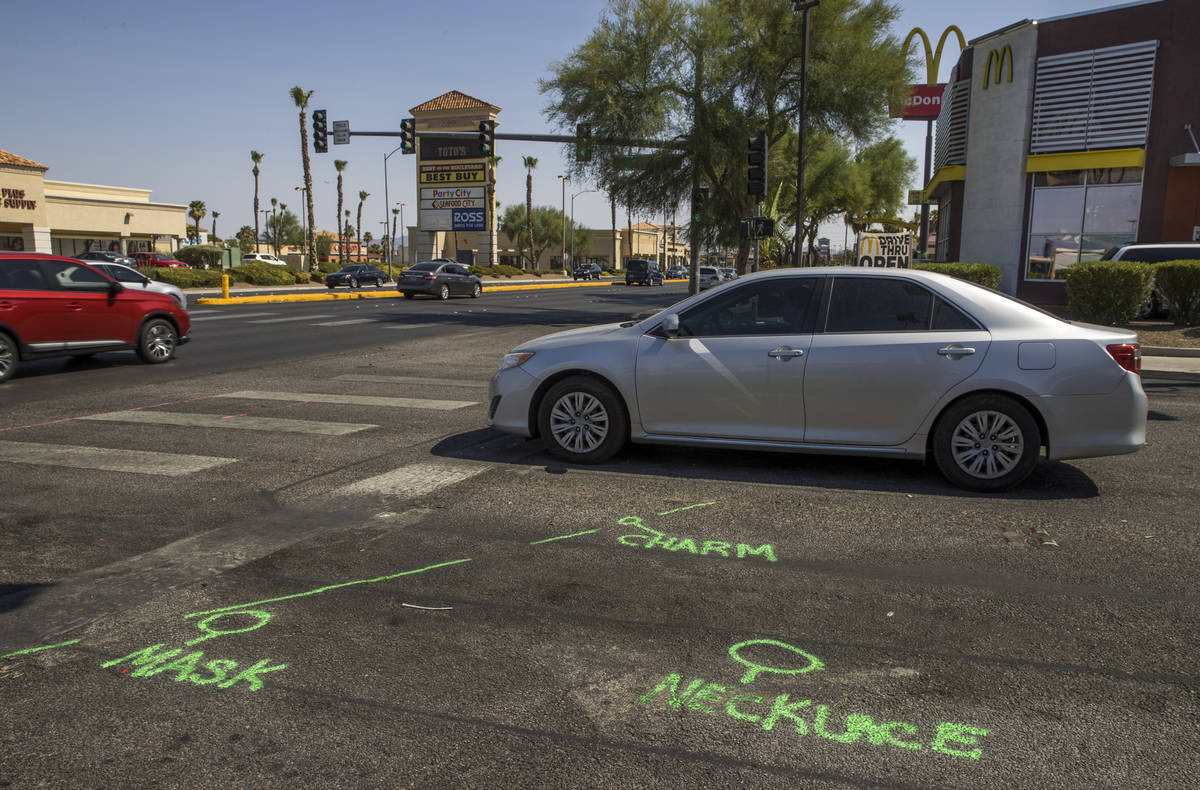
(925, 0, 1200, 307)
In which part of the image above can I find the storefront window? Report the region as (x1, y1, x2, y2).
(935, 197, 952, 261)
(1025, 168, 1141, 280)
(0, 235, 24, 251)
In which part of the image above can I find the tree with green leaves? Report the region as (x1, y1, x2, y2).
(540, 0, 913, 274)
(316, 233, 333, 262)
(289, 86, 317, 266)
(250, 151, 263, 251)
(210, 210, 220, 243)
(501, 204, 577, 269)
(267, 209, 303, 248)
(334, 159, 348, 263)
(236, 225, 256, 254)
(522, 156, 537, 269)
(188, 200, 207, 243)
(355, 190, 369, 262)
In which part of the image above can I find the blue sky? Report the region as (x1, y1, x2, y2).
(6, 0, 1127, 250)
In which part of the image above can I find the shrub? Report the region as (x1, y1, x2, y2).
(318, 260, 341, 274)
(174, 245, 226, 269)
(469, 264, 526, 278)
(1153, 260, 1200, 326)
(1062, 260, 1153, 326)
(232, 263, 302, 286)
(150, 268, 226, 288)
(913, 262, 1003, 289)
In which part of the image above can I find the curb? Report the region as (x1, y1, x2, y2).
(1142, 346, 1200, 358)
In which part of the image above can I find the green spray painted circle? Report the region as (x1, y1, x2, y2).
(728, 639, 825, 684)
(185, 610, 273, 646)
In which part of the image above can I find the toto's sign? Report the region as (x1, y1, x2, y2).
(892, 84, 947, 120)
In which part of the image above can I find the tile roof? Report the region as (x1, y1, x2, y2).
(0, 149, 48, 170)
(410, 90, 501, 113)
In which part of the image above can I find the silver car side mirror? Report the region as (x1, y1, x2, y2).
(660, 313, 680, 338)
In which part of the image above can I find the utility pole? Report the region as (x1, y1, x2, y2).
(792, 0, 819, 266)
(558, 174, 569, 272)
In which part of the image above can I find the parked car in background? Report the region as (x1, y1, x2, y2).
(665, 266, 689, 279)
(719, 267, 737, 281)
(398, 261, 482, 299)
(325, 264, 389, 289)
(78, 251, 137, 267)
(572, 263, 602, 281)
(1101, 241, 1200, 318)
(625, 259, 663, 286)
(698, 266, 722, 290)
(84, 261, 186, 307)
(0, 252, 191, 382)
(130, 252, 187, 268)
(488, 267, 1146, 491)
(241, 253, 289, 267)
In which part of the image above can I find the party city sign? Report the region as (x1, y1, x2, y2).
(420, 186, 485, 211)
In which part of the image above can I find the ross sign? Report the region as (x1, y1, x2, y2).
(908, 189, 926, 205)
(420, 207, 486, 231)
(419, 135, 481, 162)
(891, 83, 947, 120)
(418, 162, 485, 185)
(855, 233, 913, 267)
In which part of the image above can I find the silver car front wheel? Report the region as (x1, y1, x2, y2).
(537, 376, 628, 464)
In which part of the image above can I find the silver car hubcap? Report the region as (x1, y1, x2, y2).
(950, 410, 1023, 479)
(549, 392, 609, 454)
(144, 324, 175, 361)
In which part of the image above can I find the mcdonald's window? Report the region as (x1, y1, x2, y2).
(1025, 169, 1142, 281)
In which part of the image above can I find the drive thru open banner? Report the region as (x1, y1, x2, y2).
(855, 233, 913, 268)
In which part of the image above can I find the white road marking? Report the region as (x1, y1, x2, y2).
(0, 441, 235, 476)
(248, 314, 337, 323)
(188, 311, 278, 321)
(312, 318, 378, 326)
(335, 461, 488, 498)
(218, 390, 478, 410)
(381, 323, 439, 330)
(79, 410, 377, 435)
(335, 374, 488, 388)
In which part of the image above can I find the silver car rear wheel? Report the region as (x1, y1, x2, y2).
(538, 376, 628, 464)
(933, 394, 1039, 491)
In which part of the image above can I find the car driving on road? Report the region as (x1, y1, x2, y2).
(488, 267, 1146, 491)
(572, 263, 602, 281)
(398, 261, 482, 300)
(325, 264, 389, 289)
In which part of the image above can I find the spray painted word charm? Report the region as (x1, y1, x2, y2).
(617, 516, 777, 562)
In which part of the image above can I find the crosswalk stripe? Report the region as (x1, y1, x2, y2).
(218, 390, 478, 410)
(189, 311, 278, 321)
(0, 440, 235, 476)
(79, 410, 377, 435)
(334, 461, 488, 497)
(335, 374, 488, 388)
(312, 318, 377, 326)
(248, 314, 336, 323)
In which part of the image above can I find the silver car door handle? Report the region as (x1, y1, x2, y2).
(937, 345, 976, 357)
(767, 347, 804, 358)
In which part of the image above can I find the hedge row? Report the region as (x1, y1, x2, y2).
(912, 262, 1004, 290)
(1062, 261, 1154, 326)
(1152, 260, 1200, 326)
(147, 263, 309, 288)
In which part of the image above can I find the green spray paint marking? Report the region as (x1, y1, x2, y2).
(529, 528, 601, 545)
(102, 643, 286, 691)
(1, 639, 81, 660)
(656, 501, 716, 516)
(183, 557, 473, 618)
(186, 610, 273, 646)
(728, 639, 825, 683)
(617, 516, 776, 562)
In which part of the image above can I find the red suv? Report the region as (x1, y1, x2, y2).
(130, 251, 187, 268)
(0, 252, 191, 382)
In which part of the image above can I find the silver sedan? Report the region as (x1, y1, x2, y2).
(488, 267, 1147, 490)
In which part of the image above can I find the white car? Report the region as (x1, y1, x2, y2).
(698, 266, 722, 290)
(719, 267, 737, 281)
(488, 267, 1147, 491)
(241, 253, 288, 267)
(86, 261, 187, 308)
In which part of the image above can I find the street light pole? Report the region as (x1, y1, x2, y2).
(557, 175, 569, 273)
(792, 0, 819, 266)
(398, 203, 406, 267)
(383, 145, 404, 279)
(570, 188, 597, 268)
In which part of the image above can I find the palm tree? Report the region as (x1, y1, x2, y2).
(522, 156, 537, 269)
(391, 207, 400, 267)
(363, 231, 373, 261)
(211, 210, 220, 242)
(188, 200, 207, 243)
(485, 155, 502, 266)
(356, 190, 369, 262)
(277, 202, 287, 256)
(250, 150, 263, 252)
(269, 198, 279, 255)
(333, 160, 348, 263)
(344, 210, 353, 259)
(289, 86, 317, 267)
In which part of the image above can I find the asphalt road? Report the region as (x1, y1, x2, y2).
(1, 283, 1198, 788)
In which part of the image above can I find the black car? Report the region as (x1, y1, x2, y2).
(398, 261, 483, 300)
(325, 264, 389, 289)
(78, 250, 137, 267)
(665, 266, 688, 279)
(625, 258, 664, 286)
(572, 263, 602, 281)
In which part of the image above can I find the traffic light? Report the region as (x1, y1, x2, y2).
(478, 120, 495, 155)
(400, 118, 415, 155)
(747, 132, 767, 198)
(575, 123, 592, 162)
(312, 110, 328, 154)
(692, 186, 709, 224)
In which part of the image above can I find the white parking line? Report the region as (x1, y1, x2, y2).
(312, 318, 378, 326)
(188, 311, 279, 321)
(79, 410, 377, 435)
(334, 461, 488, 498)
(248, 314, 337, 324)
(217, 391, 478, 410)
(334, 375, 488, 388)
(0, 441, 235, 476)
